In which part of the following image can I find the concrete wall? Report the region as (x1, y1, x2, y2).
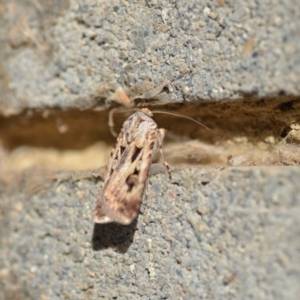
(0, 1, 300, 299)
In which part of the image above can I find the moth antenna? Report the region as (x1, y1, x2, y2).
(108, 107, 139, 137)
(151, 110, 210, 130)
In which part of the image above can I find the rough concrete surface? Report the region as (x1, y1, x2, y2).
(0, 0, 300, 300)
(0, 0, 300, 113)
(0, 167, 300, 300)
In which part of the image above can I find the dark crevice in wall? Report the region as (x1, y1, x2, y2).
(0, 96, 299, 151)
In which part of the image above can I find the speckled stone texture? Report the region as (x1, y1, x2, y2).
(1, 0, 300, 113)
(0, 167, 299, 299)
(1, 1, 300, 299)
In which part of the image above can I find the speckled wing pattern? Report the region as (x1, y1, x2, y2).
(94, 108, 165, 225)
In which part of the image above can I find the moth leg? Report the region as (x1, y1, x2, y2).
(159, 149, 171, 180)
(143, 179, 149, 207)
(157, 128, 172, 180)
(149, 163, 169, 176)
(132, 78, 169, 101)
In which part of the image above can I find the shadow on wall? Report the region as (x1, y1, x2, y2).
(92, 219, 138, 252)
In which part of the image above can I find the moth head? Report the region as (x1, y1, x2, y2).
(140, 108, 153, 117)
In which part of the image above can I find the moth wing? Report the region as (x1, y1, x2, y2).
(103, 143, 151, 225)
(96, 133, 156, 224)
(94, 200, 114, 223)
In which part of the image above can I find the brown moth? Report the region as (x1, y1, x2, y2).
(94, 108, 168, 225)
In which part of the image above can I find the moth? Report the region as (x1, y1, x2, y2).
(94, 108, 168, 225)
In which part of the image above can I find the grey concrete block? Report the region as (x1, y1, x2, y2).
(0, 167, 299, 299)
(1, 0, 300, 113)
